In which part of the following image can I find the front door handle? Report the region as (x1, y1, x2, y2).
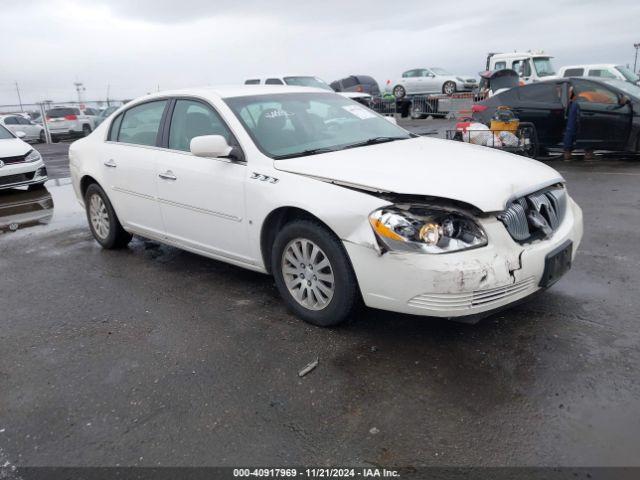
(103, 159, 117, 168)
(158, 170, 177, 181)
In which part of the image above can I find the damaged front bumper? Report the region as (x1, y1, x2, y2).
(344, 196, 583, 321)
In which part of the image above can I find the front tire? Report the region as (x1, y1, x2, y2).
(84, 183, 131, 249)
(272, 220, 360, 327)
(443, 81, 456, 96)
(82, 124, 92, 137)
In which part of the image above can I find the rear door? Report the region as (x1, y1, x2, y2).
(101, 99, 168, 238)
(512, 82, 565, 145)
(571, 79, 631, 150)
(154, 98, 250, 262)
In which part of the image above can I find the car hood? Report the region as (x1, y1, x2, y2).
(0, 138, 31, 158)
(274, 137, 564, 212)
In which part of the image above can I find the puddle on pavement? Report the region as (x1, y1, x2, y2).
(0, 185, 54, 233)
(0, 179, 85, 238)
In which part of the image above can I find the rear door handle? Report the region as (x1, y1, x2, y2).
(158, 170, 177, 181)
(103, 159, 117, 168)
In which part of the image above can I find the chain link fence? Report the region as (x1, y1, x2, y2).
(0, 100, 127, 144)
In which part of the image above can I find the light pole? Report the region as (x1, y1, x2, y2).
(634, 43, 640, 75)
(74, 81, 86, 107)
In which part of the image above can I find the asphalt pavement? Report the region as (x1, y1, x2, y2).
(1, 126, 640, 468)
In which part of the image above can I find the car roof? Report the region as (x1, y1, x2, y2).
(560, 64, 617, 70)
(491, 52, 552, 59)
(131, 85, 334, 102)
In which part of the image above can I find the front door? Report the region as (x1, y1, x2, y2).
(155, 98, 250, 264)
(571, 79, 632, 150)
(101, 99, 168, 238)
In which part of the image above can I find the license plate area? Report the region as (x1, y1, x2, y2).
(540, 240, 572, 288)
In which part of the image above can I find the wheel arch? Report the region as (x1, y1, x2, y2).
(259, 206, 339, 274)
(80, 174, 101, 198)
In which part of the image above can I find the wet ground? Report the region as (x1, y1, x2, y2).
(1, 128, 640, 467)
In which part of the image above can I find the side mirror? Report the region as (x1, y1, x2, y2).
(190, 135, 234, 159)
(15, 131, 26, 139)
(619, 95, 631, 106)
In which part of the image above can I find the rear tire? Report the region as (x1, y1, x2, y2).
(38, 130, 45, 143)
(84, 183, 131, 249)
(271, 220, 360, 327)
(443, 81, 456, 96)
(393, 85, 406, 99)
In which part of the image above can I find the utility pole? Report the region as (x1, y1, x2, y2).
(635, 43, 640, 75)
(15, 81, 23, 112)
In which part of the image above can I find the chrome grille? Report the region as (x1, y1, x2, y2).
(408, 276, 538, 312)
(498, 186, 567, 243)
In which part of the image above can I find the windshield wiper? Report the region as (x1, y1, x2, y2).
(340, 136, 408, 150)
(273, 147, 337, 160)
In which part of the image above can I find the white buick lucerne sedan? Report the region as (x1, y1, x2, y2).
(69, 86, 583, 327)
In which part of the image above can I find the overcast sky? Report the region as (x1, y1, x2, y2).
(1, 0, 639, 107)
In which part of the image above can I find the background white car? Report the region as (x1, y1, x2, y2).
(0, 124, 47, 190)
(558, 64, 640, 85)
(45, 106, 95, 141)
(0, 114, 45, 143)
(244, 75, 372, 105)
(69, 86, 583, 328)
(388, 67, 478, 98)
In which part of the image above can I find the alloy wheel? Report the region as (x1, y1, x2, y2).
(89, 193, 110, 240)
(281, 238, 335, 311)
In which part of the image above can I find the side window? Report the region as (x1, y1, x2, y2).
(573, 80, 619, 105)
(564, 68, 584, 77)
(517, 83, 561, 102)
(265, 78, 284, 85)
(108, 113, 123, 141)
(245, 79, 260, 85)
(512, 60, 522, 73)
(588, 69, 617, 79)
(494, 61, 506, 71)
(168, 99, 234, 152)
(329, 81, 340, 91)
(117, 100, 167, 146)
(5, 117, 18, 125)
(17, 117, 31, 125)
(522, 60, 532, 77)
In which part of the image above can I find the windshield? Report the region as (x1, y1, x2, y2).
(533, 57, 556, 77)
(604, 79, 640, 99)
(224, 92, 412, 159)
(0, 124, 14, 140)
(283, 76, 333, 91)
(615, 65, 639, 83)
(430, 68, 451, 76)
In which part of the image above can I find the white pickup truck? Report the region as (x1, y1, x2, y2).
(486, 51, 557, 83)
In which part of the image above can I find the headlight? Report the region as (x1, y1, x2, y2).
(25, 150, 42, 163)
(369, 205, 487, 254)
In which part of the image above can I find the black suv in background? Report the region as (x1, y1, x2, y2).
(330, 75, 381, 96)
